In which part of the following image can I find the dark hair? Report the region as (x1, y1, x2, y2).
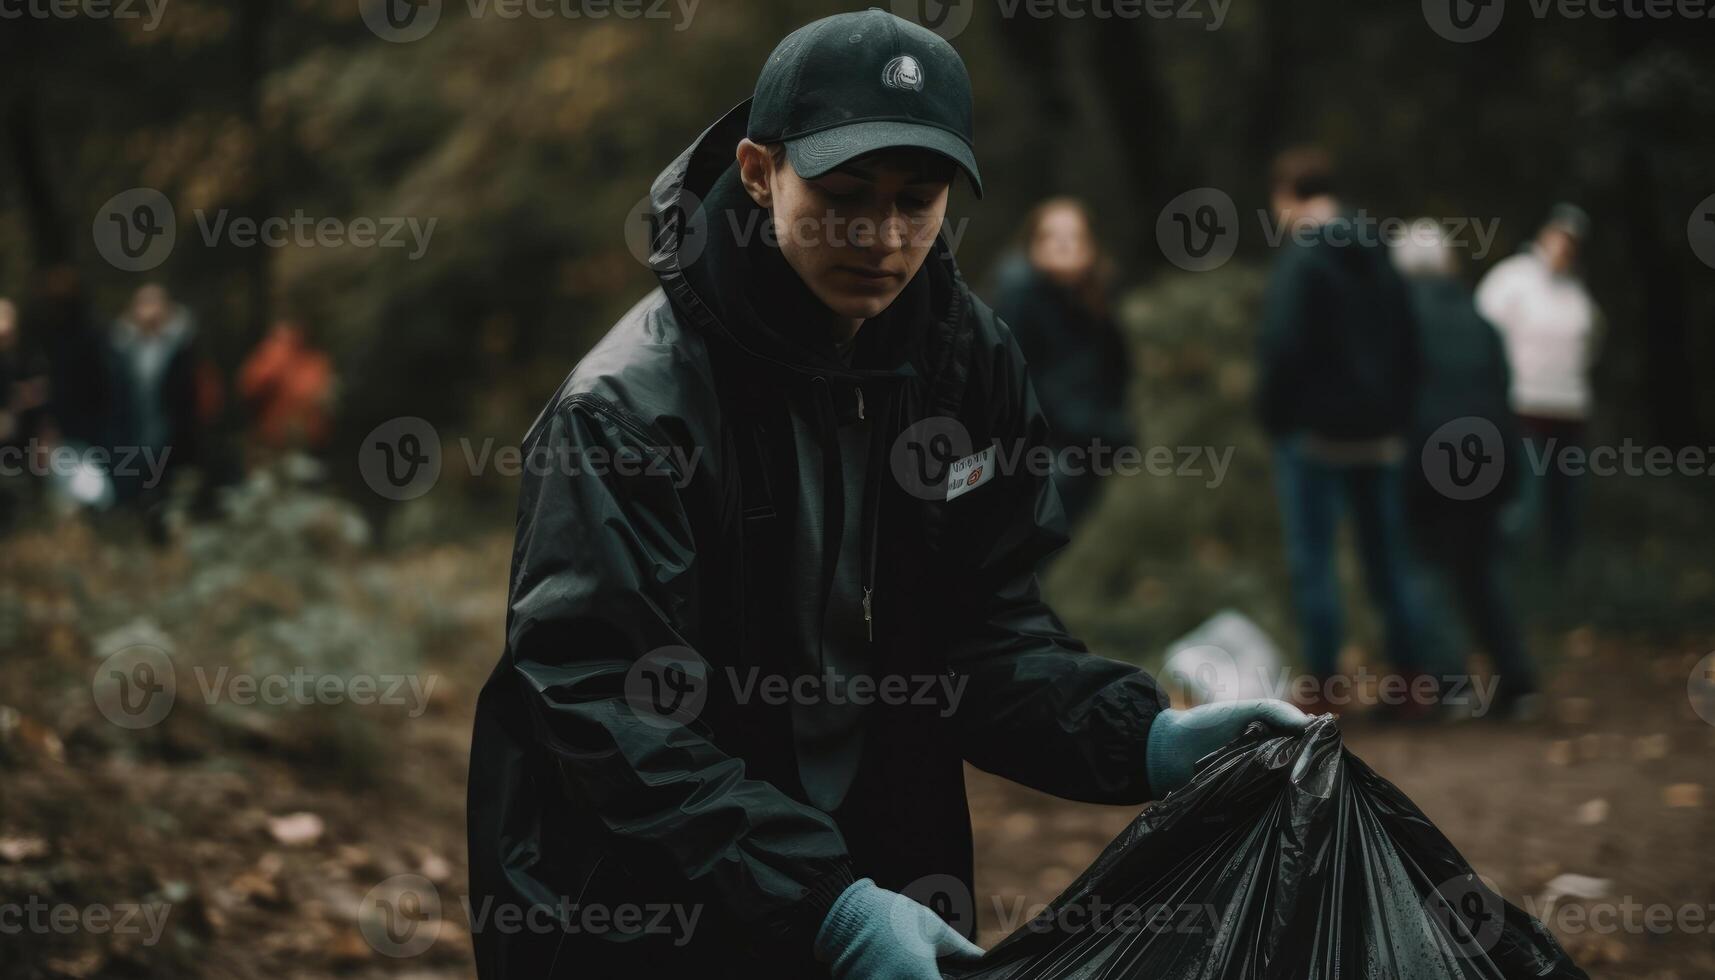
(1270, 145, 1337, 200)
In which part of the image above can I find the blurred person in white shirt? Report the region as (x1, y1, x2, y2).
(1475, 204, 1601, 565)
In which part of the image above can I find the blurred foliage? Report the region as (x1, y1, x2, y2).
(0, 0, 1711, 510)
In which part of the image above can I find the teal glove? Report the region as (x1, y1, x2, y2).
(815, 879, 984, 979)
(1146, 698, 1310, 795)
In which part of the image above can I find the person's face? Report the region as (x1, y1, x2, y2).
(739, 141, 952, 323)
(1029, 204, 1096, 286)
(1538, 227, 1578, 274)
(130, 285, 170, 333)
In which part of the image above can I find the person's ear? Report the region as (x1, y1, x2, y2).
(736, 138, 775, 209)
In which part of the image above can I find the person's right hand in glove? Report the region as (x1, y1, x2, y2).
(815, 878, 985, 979)
(1147, 698, 1310, 795)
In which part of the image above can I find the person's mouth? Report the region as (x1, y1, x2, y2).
(838, 266, 903, 284)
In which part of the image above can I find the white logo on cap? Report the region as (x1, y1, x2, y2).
(882, 55, 925, 92)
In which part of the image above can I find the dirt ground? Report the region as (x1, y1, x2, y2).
(2, 515, 1711, 979)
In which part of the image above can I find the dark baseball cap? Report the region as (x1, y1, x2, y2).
(747, 8, 983, 198)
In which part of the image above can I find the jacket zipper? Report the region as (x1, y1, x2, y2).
(857, 383, 889, 644)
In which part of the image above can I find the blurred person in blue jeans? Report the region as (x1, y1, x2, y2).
(1255, 147, 1427, 717)
(1393, 220, 1538, 721)
(990, 198, 1133, 527)
(1475, 204, 1601, 568)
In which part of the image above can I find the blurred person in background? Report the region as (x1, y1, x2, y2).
(107, 283, 203, 532)
(0, 297, 50, 529)
(1255, 146, 1428, 717)
(1393, 221, 1538, 721)
(1476, 204, 1601, 567)
(990, 197, 1132, 526)
(238, 317, 335, 458)
(26, 265, 112, 454)
(468, 11, 1307, 979)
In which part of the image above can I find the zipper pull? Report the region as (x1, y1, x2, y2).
(862, 586, 873, 642)
(855, 386, 865, 420)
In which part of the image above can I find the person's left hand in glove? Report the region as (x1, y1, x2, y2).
(1146, 699, 1311, 796)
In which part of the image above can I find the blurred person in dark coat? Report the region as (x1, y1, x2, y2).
(107, 283, 202, 522)
(990, 198, 1132, 526)
(26, 265, 112, 453)
(1256, 147, 1428, 716)
(1475, 204, 1601, 566)
(1393, 220, 1537, 721)
(0, 297, 50, 528)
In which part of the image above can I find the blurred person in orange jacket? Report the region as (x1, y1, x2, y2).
(238, 318, 334, 456)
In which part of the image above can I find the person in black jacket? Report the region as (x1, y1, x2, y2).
(467, 11, 1306, 979)
(990, 198, 1132, 527)
(1392, 221, 1537, 720)
(1256, 147, 1428, 715)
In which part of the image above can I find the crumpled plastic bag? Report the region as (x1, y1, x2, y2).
(946, 716, 1587, 979)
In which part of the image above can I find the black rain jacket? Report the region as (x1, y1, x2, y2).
(467, 99, 1169, 979)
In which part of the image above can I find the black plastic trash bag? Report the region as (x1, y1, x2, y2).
(946, 716, 1587, 979)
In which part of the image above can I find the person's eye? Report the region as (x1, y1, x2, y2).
(900, 196, 933, 212)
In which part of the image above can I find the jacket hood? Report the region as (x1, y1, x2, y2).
(645, 98, 969, 384)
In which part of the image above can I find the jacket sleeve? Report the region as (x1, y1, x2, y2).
(1254, 246, 1313, 438)
(940, 324, 1170, 806)
(504, 394, 853, 952)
